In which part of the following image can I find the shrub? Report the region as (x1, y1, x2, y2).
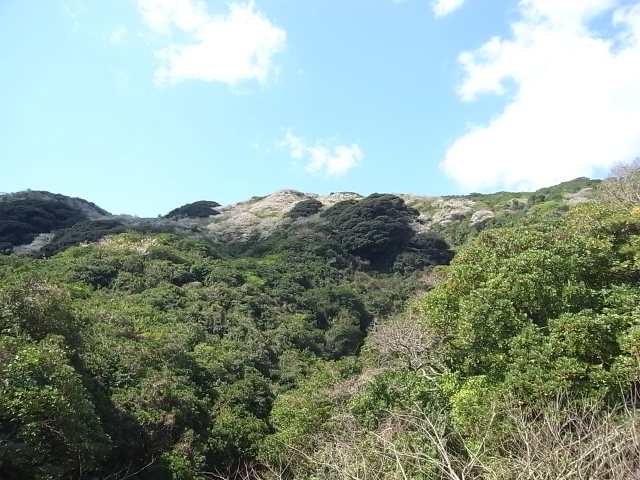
(165, 201, 221, 219)
(287, 199, 324, 219)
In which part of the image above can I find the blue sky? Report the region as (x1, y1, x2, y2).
(1, 0, 639, 217)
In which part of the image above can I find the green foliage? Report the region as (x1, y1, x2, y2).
(6, 183, 636, 479)
(322, 194, 418, 262)
(287, 198, 324, 219)
(391, 233, 455, 274)
(534, 176, 601, 201)
(165, 200, 221, 219)
(348, 369, 447, 429)
(245, 195, 266, 205)
(259, 198, 640, 480)
(417, 203, 640, 413)
(260, 358, 362, 464)
(428, 177, 601, 247)
(455, 178, 598, 211)
(0, 335, 110, 479)
(41, 219, 127, 256)
(0, 227, 430, 478)
(0, 197, 89, 252)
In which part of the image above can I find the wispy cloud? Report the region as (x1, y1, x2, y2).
(137, 0, 286, 86)
(250, 133, 271, 155)
(441, 0, 640, 191)
(109, 26, 126, 44)
(279, 130, 363, 177)
(432, 0, 466, 17)
(61, 1, 88, 29)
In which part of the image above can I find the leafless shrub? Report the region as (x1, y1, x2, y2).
(597, 157, 640, 210)
(367, 314, 448, 376)
(486, 393, 640, 480)
(272, 391, 640, 480)
(279, 406, 488, 480)
(203, 383, 640, 480)
(200, 460, 288, 480)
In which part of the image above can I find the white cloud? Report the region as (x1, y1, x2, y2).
(279, 130, 364, 177)
(432, 0, 466, 17)
(109, 26, 126, 44)
(137, 0, 286, 86)
(441, 1, 640, 191)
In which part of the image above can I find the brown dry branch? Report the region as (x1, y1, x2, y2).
(203, 390, 640, 480)
(200, 460, 288, 480)
(274, 392, 640, 480)
(597, 157, 640, 210)
(367, 314, 448, 375)
(486, 394, 640, 480)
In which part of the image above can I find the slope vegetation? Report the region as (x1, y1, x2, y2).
(4, 177, 637, 480)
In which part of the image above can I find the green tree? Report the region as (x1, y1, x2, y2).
(418, 205, 640, 389)
(0, 336, 109, 479)
(165, 201, 221, 219)
(287, 199, 324, 219)
(322, 194, 419, 266)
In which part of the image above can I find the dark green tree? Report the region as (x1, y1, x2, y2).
(322, 194, 419, 266)
(287, 199, 324, 219)
(0, 198, 89, 251)
(165, 201, 221, 219)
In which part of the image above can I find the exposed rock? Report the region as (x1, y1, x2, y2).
(430, 198, 474, 226)
(411, 218, 431, 235)
(509, 198, 528, 209)
(316, 192, 363, 206)
(232, 190, 307, 216)
(98, 236, 159, 254)
(201, 190, 362, 243)
(204, 212, 284, 243)
(398, 193, 439, 204)
(470, 210, 494, 226)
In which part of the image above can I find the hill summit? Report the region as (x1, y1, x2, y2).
(0, 177, 599, 256)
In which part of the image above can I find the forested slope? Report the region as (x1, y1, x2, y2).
(0, 195, 452, 479)
(1, 174, 639, 480)
(0, 178, 598, 256)
(260, 172, 640, 480)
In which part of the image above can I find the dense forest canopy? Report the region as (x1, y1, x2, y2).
(0, 198, 89, 252)
(165, 201, 222, 220)
(286, 199, 323, 219)
(1, 175, 639, 479)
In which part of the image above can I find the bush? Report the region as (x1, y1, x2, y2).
(165, 201, 221, 219)
(322, 194, 419, 265)
(287, 199, 324, 219)
(41, 220, 127, 256)
(0, 198, 88, 251)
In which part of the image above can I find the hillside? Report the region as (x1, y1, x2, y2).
(0, 190, 111, 254)
(152, 177, 600, 247)
(5, 175, 640, 480)
(0, 192, 449, 479)
(0, 177, 600, 256)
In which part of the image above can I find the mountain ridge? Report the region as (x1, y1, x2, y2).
(0, 177, 600, 255)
